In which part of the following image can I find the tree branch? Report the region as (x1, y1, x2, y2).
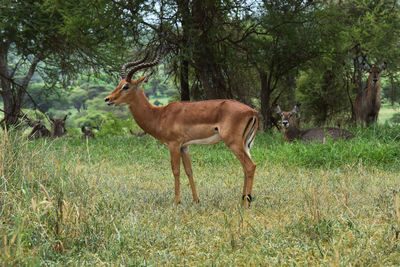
(0, 69, 50, 123)
(10, 57, 24, 79)
(21, 55, 41, 90)
(219, 23, 260, 45)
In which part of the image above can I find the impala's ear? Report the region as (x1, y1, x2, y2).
(62, 115, 67, 121)
(136, 74, 153, 88)
(275, 105, 282, 115)
(49, 117, 55, 123)
(143, 72, 153, 83)
(380, 62, 387, 70)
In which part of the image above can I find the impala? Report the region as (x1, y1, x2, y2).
(105, 55, 258, 207)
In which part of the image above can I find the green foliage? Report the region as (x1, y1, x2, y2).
(97, 113, 138, 137)
(390, 113, 400, 124)
(74, 111, 104, 129)
(143, 70, 171, 97)
(382, 80, 400, 105)
(296, 66, 350, 124)
(69, 88, 89, 112)
(24, 83, 60, 113)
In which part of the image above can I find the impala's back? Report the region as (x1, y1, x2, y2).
(275, 105, 354, 143)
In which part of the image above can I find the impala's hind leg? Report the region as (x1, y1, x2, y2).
(181, 146, 200, 204)
(228, 143, 256, 208)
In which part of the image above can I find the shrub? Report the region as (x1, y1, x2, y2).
(97, 113, 139, 136)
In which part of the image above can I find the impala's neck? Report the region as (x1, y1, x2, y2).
(128, 89, 160, 137)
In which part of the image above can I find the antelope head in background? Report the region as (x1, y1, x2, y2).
(275, 105, 301, 141)
(50, 115, 67, 138)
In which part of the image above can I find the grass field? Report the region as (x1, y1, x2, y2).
(378, 103, 400, 124)
(1, 124, 400, 265)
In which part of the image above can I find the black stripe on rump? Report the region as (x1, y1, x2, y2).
(245, 117, 257, 149)
(242, 117, 254, 138)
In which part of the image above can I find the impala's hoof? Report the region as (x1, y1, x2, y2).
(242, 194, 253, 202)
(193, 199, 200, 204)
(173, 199, 181, 206)
(242, 194, 253, 207)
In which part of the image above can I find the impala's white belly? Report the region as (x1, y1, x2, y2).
(183, 133, 222, 146)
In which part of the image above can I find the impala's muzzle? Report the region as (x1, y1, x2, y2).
(282, 120, 289, 128)
(105, 97, 114, 106)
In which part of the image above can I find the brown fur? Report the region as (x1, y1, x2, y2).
(354, 63, 386, 126)
(29, 123, 51, 139)
(276, 105, 354, 142)
(105, 74, 258, 207)
(49, 115, 67, 138)
(81, 126, 95, 138)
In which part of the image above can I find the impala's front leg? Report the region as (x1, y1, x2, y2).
(169, 144, 181, 205)
(181, 146, 200, 204)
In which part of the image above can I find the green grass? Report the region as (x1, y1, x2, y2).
(1, 125, 400, 265)
(379, 103, 400, 124)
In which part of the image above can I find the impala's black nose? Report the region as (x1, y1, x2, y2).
(105, 98, 110, 102)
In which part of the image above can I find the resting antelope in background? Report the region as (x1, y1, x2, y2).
(81, 126, 95, 138)
(354, 62, 386, 126)
(29, 115, 68, 139)
(105, 55, 258, 207)
(29, 123, 51, 139)
(275, 105, 354, 142)
(50, 115, 68, 138)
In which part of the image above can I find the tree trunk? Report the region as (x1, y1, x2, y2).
(345, 75, 355, 121)
(390, 73, 395, 106)
(191, 0, 229, 100)
(350, 55, 364, 122)
(353, 57, 363, 94)
(259, 70, 273, 131)
(177, 0, 191, 101)
(180, 58, 190, 101)
(0, 41, 40, 127)
(0, 42, 19, 126)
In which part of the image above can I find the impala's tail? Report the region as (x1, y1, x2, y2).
(243, 116, 258, 157)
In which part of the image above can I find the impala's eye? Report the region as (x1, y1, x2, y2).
(122, 84, 130, 91)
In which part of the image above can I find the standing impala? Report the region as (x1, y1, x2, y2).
(105, 55, 258, 207)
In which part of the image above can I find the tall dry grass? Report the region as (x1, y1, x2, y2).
(1, 125, 400, 265)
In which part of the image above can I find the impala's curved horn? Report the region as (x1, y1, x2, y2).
(120, 52, 149, 79)
(126, 54, 161, 82)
